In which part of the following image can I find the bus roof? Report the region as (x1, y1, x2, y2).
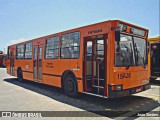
(8, 20, 148, 47)
(148, 36, 160, 41)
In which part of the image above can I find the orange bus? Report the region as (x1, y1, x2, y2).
(0, 52, 6, 67)
(148, 36, 160, 82)
(6, 20, 150, 98)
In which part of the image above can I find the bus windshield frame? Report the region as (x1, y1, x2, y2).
(115, 33, 147, 67)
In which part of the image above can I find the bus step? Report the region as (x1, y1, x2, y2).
(92, 85, 104, 89)
(92, 87, 104, 95)
(93, 78, 104, 80)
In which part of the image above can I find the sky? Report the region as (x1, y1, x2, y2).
(0, 0, 159, 53)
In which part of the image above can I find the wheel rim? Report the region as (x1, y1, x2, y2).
(66, 80, 74, 93)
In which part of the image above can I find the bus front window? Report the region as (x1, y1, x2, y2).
(115, 34, 135, 67)
(134, 37, 147, 66)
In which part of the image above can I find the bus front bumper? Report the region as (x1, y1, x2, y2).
(108, 84, 151, 98)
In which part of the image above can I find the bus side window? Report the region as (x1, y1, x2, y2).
(61, 32, 80, 59)
(63, 48, 71, 58)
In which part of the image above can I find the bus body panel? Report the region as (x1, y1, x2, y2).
(15, 60, 34, 79)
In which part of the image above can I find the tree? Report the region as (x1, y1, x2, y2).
(0, 50, 3, 54)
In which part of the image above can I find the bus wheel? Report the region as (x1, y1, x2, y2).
(17, 69, 23, 82)
(64, 76, 78, 97)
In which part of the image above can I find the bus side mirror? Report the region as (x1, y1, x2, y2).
(115, 30, 120, 42)
(115, 30, 120, 52)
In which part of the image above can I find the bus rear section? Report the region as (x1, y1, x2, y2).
(0, 53, 6, 67)
(2, 54, 7, 67)
(149, 36, 160, 82)
(83, 21, 150, 98)
(0, 55, 2, 67)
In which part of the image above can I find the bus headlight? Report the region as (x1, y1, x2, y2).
(142, 79, 149, 84)
(111, 85, 122, 91)
(116, 85, 122, 90)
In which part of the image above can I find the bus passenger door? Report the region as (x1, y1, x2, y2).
(33, 46, 43, 82)
(10, 51, 14, 75)
(84, 34, 106, 96)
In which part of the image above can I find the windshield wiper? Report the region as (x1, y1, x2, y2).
(125, 43, 133, 70)
(138, 51, 146, 68)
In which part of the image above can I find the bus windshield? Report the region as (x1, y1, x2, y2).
(134, 37, 147, 66)
(115, 34, 147, 67)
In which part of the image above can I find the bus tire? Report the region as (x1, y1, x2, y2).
(64, 76, 78, 97)
(17, 69, 23, 82)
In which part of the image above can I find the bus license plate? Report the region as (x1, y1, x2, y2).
(136, 87, 142, 92)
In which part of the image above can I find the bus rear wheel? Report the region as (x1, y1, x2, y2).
(17, 69, 23, 82)
(64, 76, 78, 97)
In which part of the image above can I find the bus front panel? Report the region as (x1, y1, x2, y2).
(108, 23, 150, 98)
